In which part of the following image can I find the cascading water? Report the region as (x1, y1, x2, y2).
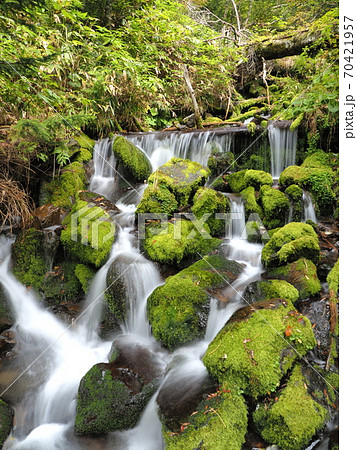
(89, 138, 116, 199)
(303, 191, 317, 223)
(1, 132, 267, 449)
(125, 129, 233, 169)
(268, 121, 298, 179)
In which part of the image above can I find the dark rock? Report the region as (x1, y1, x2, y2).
(32, 204, 65, 229)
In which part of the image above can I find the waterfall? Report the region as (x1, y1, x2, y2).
(303, 191, 317, 223)
(89, 138, 116, 198)
(268, 122, 297, 179)
(226, 194, 247, 240)
(125, 129, 233, 169)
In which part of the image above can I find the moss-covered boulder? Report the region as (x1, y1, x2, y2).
(40, 161, 87, 210)
(147, 157, 210, 209)
(226, 169, 272, 193)
(0, 399, 14, 447)
(240, 186, 263, 217)
(136, 184, 178, 217)
(261, 222, 320, 269)
(260, 185, 290, 228)
(279, 151, 336, 217)
(147, 255, 244, 350)
(112, 136, 152, 183)
(203, 298, 316, 398)
(264, 258, 321, 300)
(253, 365, 328, 450)
(42, 260, 83, 304)
(285, 184, 303, 222)
(75, 361, 157, 436)
(164, 385, 248, 450)
(207, 150, 235, 177)
(191, 187, 230, 237)
(74, 264, 95, 294)
(245, 220, 270, 244)
(143, 219, 221, 267)
(244, 279, 299, 304)
(61, 192, 118, 267)
(327, 258, 339, 294)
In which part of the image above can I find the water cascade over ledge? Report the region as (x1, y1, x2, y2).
(268, 121, 297, 179)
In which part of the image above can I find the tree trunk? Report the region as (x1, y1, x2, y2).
(182, 65, 203, 129)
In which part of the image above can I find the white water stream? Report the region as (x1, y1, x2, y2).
(0, 135, 264, 449)
(268, 122, 297, 179)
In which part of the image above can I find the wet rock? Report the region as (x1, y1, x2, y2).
(32, 204, 65, 229)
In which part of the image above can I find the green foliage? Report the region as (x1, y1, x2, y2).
(254, 365, 328, 450)
(203, 299, 316, 398)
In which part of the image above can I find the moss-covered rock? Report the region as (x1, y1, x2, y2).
(191, 187, 230, 237)
(0, 399, 14, 447)
(203, 299, 316, 398)
(147, 255, 243, 350)
(147, 157, 210, 209)
(226, 170, 247, 193)
(253, 365, 328, 450)
(240, 186, 263, 217)
(42, 260, 83, 304)
(285, 184, 303, 222)
(143, 219, 221, 267)
(265, 258, 321, 300)
(260, 185, 290, 228)
(261, 222, 320, 268)
(75, 362, 157, 435)
(136, 184, 178, 217)
(244, 279, 299, 304)
(74, 264, 95, 294)
(61, 192, 117, 267)
(40, 161, 87, 210)
(226, 169, 272, 193)
(279, 152, 336, 217)
(164, 385, 248, 450)
(112, 136, 152, 183)
(285, 184, 303, 202)
(327, 259, 339, 294)
(73, 133, 95, 151)
(210, 175, 231, 193)
(207, 150, 235, 177)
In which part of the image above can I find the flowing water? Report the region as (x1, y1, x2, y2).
(303, 191, 317, 223)
(268, 121, 297, 179)
(1, 132, 266, 449)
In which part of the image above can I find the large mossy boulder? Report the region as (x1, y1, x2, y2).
(240, 186, 263, 217)
(260, 185, 290, 229)
(61, 191, 118, 267)
(279, 151, 336, 217)
(143, 219, 221, 267)
(0, 399, 14, 447)
(75, 360, 158, 436)
(261, 222, 320, 269)
(136, 184, 178, 217)
(164, 386, 248, 450)
(285, 184, 303, 222)
(40, 161, 87, 210)
(207, 150, 236, 177)
(253, 365, 328, 450)
(226, 169, 273, 193)
(146, 157, 210, 209)
(191, 187, 230, 237)
(147, 255, 244, 350)
(112, 136, 152, 183)
(264, 258, 321, 300)
(203, 299, 316, 398)
(244, 279, 299, 304)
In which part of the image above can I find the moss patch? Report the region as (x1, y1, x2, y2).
(164, 385, 247, 450)
(207, 150, 236, 177)
(136, 184, 178, 217)
(327, 259, 339, 294)
(0, 399, 14, 447)
(253, 365, 328, 450)
(260, 185, 290, 228)
(113, 136, 152, 182)
(240, 186, 263, 217)
(226, 169, 272, 193)
(246, 279, 299, 304)
(75, 264, 95, 294)
(203, 299, 316, 398)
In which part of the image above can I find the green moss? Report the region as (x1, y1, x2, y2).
(327, 259, 339, 294)
(136, 184, 178, 217)
(75, 264, 95, 294)
(267, 258, 321, 300)
(164, 386, 247, 450)
(75, 148, 93, 163)
(143, 219, 221, 267)
(240, 186, 263, 217)
(75, 363, 149, 435)
(113, 136, 152, 182)
(147, 158, 210, 208)
(147, 255, 243, 350)
(203, 299, 316, 398)
(0, 399, 14, 447)
(210, 175, 231, 192)
(253, 365, 328, 450)
(191, 187, 230, 237)
(261, 222, 319, 268)
(41, 161, 87, 210)
(256, 279, 299, 304)
(245, 220, 270, 244)
(74, 133, 95, 150)
(11, 228, 48, 291)
(285, 184, 303, 201)
(260, 185, 290, 228)
(227, 169, 272, 193)
(61, 196, 115, 267)
(42, 260, 83, 304)
(207, 150, 235, 177)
